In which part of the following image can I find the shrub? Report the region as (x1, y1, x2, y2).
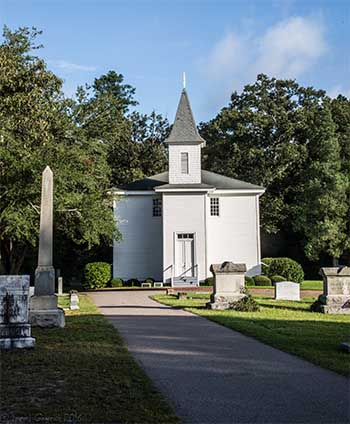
(203, 277, 214, 286)
(253, 275, 272, 286)
(271, 275, 287, 284)
(245, 276, 255, 286)
(310, 295, 326, 312)
(143, 278, 155, 286)
(111, 278, 123, 288)
(261, 257, 274, 275)
(268, 258, 304, 284)
(125, 278, 140, 287)
(229, 293, 260, 312)
(84, 262, 111, 289)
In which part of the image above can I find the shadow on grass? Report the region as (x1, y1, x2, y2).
(258, 302, 311, 312)
(0, 312, 179, 424)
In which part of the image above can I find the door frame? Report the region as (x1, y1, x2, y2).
(173, 232, 197, 278)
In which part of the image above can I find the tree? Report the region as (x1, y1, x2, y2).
(200, 74, 349, 263)
(130, 111, 169, 177)
(330, 95, 350, 264)
(292, 98, 347, 263)
(200, 74, 308, 234)
(0, 27, 117, 274)
(72, 73, 169, 187)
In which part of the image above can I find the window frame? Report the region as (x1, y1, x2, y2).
(152, 198, 162, 217)
(181, 152, 189, 174)
(210, 197, 220, 217)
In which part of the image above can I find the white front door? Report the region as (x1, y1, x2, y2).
(175, 233, 195, 277)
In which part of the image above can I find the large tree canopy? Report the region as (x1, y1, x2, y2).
(0, 26, 169, 275)
(200, 74, 349, 263)
(0, 27, 117, 273)
(71, 72, 169, 187)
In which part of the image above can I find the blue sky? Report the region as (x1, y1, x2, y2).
(0, 0, 349, 122)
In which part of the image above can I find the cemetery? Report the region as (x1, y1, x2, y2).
(1, 4, 350, 422)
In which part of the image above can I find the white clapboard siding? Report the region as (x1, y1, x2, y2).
(206, 194, 261, 277)
(113, 196, 163, 280)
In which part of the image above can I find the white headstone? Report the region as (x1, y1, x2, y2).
(275, 281, 300, 301)
(57, 277, 63, 295)
(70, 293, 79, 310)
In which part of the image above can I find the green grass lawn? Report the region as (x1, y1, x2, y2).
(300, 280, 323, 290)
(242, 280, 323, 290)
(0, 294, 178, 424)
(153, 293, 350, 376)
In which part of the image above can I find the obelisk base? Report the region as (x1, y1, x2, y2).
(30, 295, 65, 328)
(34, 265, 55, 295)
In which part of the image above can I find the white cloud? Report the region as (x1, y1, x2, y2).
(201, 16, 327, 114)
(206, 33, 247, 79)
(49, 60, 97, 72)
(256, 17, 327, 78)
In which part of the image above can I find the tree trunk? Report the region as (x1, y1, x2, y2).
(332, 257, 339, 267)
(0, 236, 27, 274)
(10, 245, 27, 274)
(0, 235, 12, 274)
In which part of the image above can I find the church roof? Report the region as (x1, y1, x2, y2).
(116, 170, 264, 192)
(165, 89, 206, 145)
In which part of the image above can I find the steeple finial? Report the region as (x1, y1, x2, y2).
(183, 72, 186, 89)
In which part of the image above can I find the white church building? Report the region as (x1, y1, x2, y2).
(113, 88, 265, 286)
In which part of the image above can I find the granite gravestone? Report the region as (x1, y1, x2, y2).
(0, 275, 35, 349)
(30, 166, 65, 328)
(207, 262, 246, 310)
(318, 267, 350, 314)
(275, 281, 300, 301)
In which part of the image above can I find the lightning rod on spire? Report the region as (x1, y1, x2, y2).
(183, 72, 186, 89)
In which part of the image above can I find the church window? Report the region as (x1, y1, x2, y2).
(210, 198, 220, 216)
(153, 198, 162, 217)
(181, 152, 189, 174)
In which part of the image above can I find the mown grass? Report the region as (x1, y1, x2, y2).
(300, 280, 323, 290)
(153, 293, 350, 376)
(243, 280, 323, 290)
(0, 294, 178, 424)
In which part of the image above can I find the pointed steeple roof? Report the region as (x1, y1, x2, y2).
(165, 89, 206, 145)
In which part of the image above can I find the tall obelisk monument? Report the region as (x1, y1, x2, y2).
(30, 166, 65, 327)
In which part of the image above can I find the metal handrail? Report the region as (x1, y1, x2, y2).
(178, 264, 198, 279)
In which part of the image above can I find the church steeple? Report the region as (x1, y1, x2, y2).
(167, 88, 205, 184)
(165, 89, 206, 146)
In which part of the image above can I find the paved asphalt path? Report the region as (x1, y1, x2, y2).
(89, 290, 350, 424)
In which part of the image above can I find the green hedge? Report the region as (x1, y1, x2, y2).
(271, 275, 287, 284)
(261, 257, 274, 275)
(253, 275, 272, 286)
(111, 277, 123, 287)
(125, 278, 140, 287)
(268, 258, 304, 284)
(143, 278, 155, 285)
(245, 276, 255, 286)
(203, 276, 214, 286)
(84, 262, 111, 289)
